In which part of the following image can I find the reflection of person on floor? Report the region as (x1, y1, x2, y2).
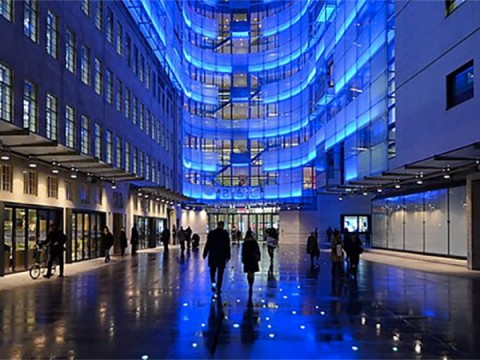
(306, 231, 320, 270)
(43, 222, 66, 278)
(119, 227, 128, 256)
(265, 227, 278, 273)
(161, 227, 170, 253)
(203, 221, 231, 295)
(330, 229, 344, 278)
(130, 224, 139, 256)
(241, 231, 261, 307)
(102, 226, 114, 263)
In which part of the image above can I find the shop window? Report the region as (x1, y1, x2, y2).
(47, 176, 58, 199)
(65, 180, 74, 201)
(23, 170, 38, 196)
(1, 164, 12, 192)
(447, 60, 474, 109)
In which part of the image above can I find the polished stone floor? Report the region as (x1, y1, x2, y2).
(1, 244, 480, 359)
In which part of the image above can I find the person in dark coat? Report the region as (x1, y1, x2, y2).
(172, 225, 177, 245)
(326, 226, 333, 243)
(131, 224, 139, 256)
(349, 232, 364, 278)
(203, 221, 231, 295)
(161, 227, 170, 253)
(343, 228, 354, 272)
(119, 227, 128, 256)
(242, 230, 261, 306)
(102, 226, 114, 263)
(192, 233, 200, 251)
(186, 226, 193, 250)
(178, 227, 186, 254)
(43, 222, 67, 278)
(306, 231, 320, 270)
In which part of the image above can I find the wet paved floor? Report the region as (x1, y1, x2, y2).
(1, 244, 480, 359)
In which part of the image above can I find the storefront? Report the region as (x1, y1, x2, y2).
(3, 204, 62, 274)
(134, 216, 166, 249)
(70, 211, 106, 262)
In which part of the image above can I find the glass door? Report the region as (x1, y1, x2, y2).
(27, 209, 37, 269)
(76, 213, 83, 261)
(15, 209, 27, 270)
(71, 213, 77, 261)
(84, 214, 90, 259)
(4, 207, 13, 273)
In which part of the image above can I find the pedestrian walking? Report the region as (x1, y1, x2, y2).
(192, 233, 200, 251)
(306, 231, 320, 270)
(231, 225, 238, 245)
(161, 227, 170, 253)
(186, 226, 193, 250)
(179, 227, 186, 254)
(331, 229, 344, 277)
(349, 232, 364, 278)
(42, 222, 67, 278)
(203, 221, 231, 296)
(242, 230, 261, 307)
(326, 226, 333, 243)
(266, 227, 278, 273)
(343, 228, 353, 272)
(102, 226, 114, 263)
(131, 224, 139, 256)
(119, 227, 128, 256)
(172, 225, 177, 245)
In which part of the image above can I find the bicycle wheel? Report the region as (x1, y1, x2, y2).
(29, 264, 41, 279)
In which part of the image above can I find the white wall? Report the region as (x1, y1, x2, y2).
(279, 194, 372, 244)
(393, 0, 480, 167)
(180, 209, 208, 240)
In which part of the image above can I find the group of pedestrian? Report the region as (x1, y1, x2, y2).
(330, 228, 364, 279)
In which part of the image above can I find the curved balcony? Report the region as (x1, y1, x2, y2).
(183, 148, 218, 172)
(261, 0, 313, 37)
(181, 4, 218, 39)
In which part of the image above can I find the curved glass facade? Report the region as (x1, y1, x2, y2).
(125, 0, 396, 206)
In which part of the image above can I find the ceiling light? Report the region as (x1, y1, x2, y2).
(111, 182, 117, 190)
(395, 184, 401, 189)
(1, 153, 10, 161)
(377, 188, 382, 193)
(70, 173, 77, 179)
(416, 180, 423, 185)
(51, 168, 59, 174)
(363, 192, 368, 196)
(443, 174, 450, 179)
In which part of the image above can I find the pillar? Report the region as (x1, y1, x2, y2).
(467, 178, 480, 270)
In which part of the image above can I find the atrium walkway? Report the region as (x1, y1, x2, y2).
(1, 244, 479, 359)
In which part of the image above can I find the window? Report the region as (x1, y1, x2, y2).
(80, 115, 90, 154)
(65, 29, 76, 73)
(146, 65, 151, 89)
(23, 0, 38, 42)
(65, 180, 74, 201)
(23, 170, 38, 196)
(95, 0, 103, 30)
(0, 63, 12, 122)
(105, 69, 113, 104)
(116, 78, 122, 112)
(447, 60, 474, 109)
(0, 0, 13, 21)
(133, 147, 138, 174)
(47, 176, 58, 199)
(139, 151, 144, 177)
(23, 81, 38, 132)
(80, 184, 89, 204)
(81, 45, 91, 85)
(124, 88, 131, 118)
(1, 164, 12, 192)
(46, 93, 58, 140)
(125, 142, 130, 171)
(139, 103, 144, 130)
(446, 0, 466, 15)
(94, 58, 103, 95)
(139, 55, 145, 82)
(132, 96, 138, 124)
(94, 123, 102, 158)
(126, 34, 131, 67)
(116, 21, 123, 55)
(106, 9, 113, 43)
(145, 155, 150, 181)
(65, 105, 75, 148)
(133, 45, 138, 74)
(106, 130, 113, 164)
(145, 110, 150, 135)
(46, 10, 58, 59)
(81, 0, 90, 16)
(115, 136, 122, 168)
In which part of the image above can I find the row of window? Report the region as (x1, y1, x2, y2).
(0, 164, 101, 203)
(0, 62, 176, 188)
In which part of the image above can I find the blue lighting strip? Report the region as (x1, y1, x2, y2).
(262, 0, 313, 37)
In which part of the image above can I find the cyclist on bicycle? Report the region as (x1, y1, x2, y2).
(41, 222, 67, 278)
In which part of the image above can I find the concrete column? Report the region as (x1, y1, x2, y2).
(467, 178, 480, 270)
(0, 201, 4, 276)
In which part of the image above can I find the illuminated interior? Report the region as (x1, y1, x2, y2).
(124, 0, 396, 206)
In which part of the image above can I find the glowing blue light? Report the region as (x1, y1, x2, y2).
(232, 31, 249, 38)
(262, 0, 312, 37)
(316, 4, 335, 23)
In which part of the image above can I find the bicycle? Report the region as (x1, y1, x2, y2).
(29, 244, 56, 280)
